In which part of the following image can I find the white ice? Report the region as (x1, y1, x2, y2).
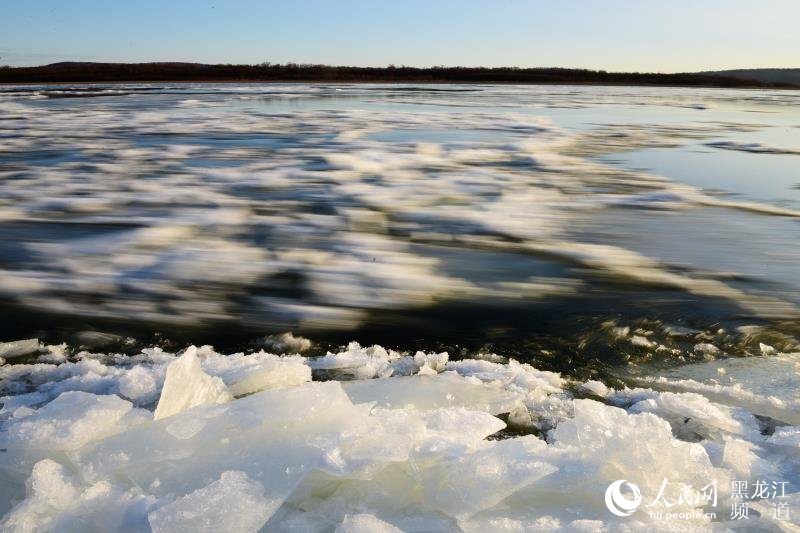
(0, 342, 797, 531)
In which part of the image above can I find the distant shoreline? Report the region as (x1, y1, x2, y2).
(1, 62, 798, 89)
(1, 80, 796, 91)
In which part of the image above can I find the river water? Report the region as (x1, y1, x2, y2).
(1, 83, 799, 370)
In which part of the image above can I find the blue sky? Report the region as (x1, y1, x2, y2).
(1, 0, 798, 72)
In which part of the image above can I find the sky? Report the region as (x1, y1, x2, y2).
(1, 0, 798, 73)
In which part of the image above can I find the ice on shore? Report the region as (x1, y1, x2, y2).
(0, 343, 798, 531)
(0, 391, 150, 452)
(342, 371, 521, 414)
(147, 471, 276, 533)
(153, 347, 232, 420)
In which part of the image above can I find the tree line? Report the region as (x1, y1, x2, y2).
(0, 62, 794, 88)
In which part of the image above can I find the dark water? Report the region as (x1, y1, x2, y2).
(1, 83, 799, 369)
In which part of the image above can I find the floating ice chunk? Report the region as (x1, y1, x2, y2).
(310, 342, 403, 379)
(259, 332, 313, 354)
(579, 380, 610, 398)
(693, 343, 720, 356)
(0, 391, 150, 452)
(471, 352, 507, 363)
(148, 471, 277, 533)
(0, 339, 40, 359)
(335, 514, 404, 533)
(343, 371, 520, 414)
(664, 324, 700, 337)
(630, 335, 654, 348)
(611, 326, 630, 338)
(759, 342, 776, 355)
(153, 347, 232, 420)
(72, 331, 123, 350)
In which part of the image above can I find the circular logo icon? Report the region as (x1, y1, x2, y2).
(605, 479, 642, 517)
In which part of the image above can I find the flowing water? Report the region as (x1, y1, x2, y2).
(1, 83, 799, 368)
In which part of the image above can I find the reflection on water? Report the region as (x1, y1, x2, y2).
(0, 83, 799, 360)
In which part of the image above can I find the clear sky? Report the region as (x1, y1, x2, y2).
(1, 0, 798, 72)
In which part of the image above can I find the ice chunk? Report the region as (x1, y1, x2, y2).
(630, 335, 654, 348)
(0, 339, 40, 359)
(148, 471, 276, 533)
(259, 332, 313, 353)
(0, 391, 150, 451)
(413, 350, 449, 373)
(1, 459, 80, 532)
(644, 352, 800, 425)
(335, 514, 404, 533)
(708, 437, 778, 481)
(446, 359, 563, 394)
(759, 342, 776, 355)
(693, 343, 720, 356)
(310, 342, 403, 379)
(153, 347, 232, 420)
(201, 351, 311, 397)
(0, 459, 156, 533)
(422, 436, 556, 520)
(496, 399, 724, 526)
(37, 343, 69, 364)
(343, 371, 521, 414)
(118, 365, 160, 405)
(628, 391, 760, 441)
(73, 382, 371, 522)
(579, 380, 610, 398)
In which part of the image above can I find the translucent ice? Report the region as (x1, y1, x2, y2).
(153, 347, 232, 420)
(148, 471, 276, 533)
(343, 371, 521, 414)
(0, 339, 40, 359)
